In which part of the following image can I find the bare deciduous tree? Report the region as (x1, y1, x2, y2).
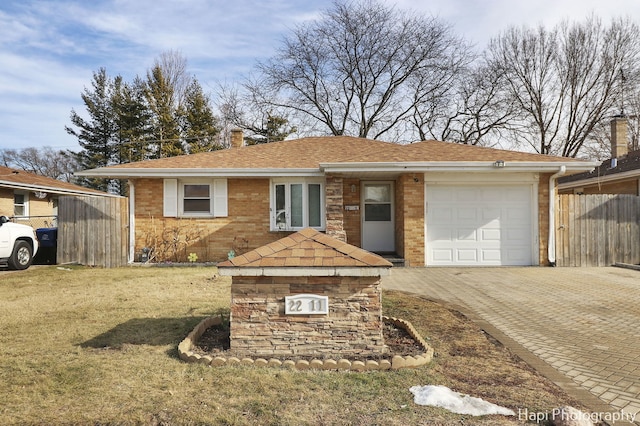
(0, 147, 79, 182)
(248, 0, 471, 141)
(488, 17, 640, 157)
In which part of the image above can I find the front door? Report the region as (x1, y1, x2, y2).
(361, 182, 395, 253)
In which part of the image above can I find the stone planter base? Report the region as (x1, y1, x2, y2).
(178, 315, 434, 371)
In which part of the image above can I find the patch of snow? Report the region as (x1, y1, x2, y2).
(409, 385, 515, 416)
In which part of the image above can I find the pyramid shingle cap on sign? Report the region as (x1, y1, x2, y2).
(218, 228, 392, 277)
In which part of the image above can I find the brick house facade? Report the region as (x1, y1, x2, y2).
(79, 135, 596, 267)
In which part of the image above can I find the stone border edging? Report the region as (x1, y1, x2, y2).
(178, 315, 434, 371)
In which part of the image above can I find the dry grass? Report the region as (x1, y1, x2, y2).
(0, 265, 582, 425)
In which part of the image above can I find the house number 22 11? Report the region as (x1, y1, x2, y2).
(285, 294, 329, 315)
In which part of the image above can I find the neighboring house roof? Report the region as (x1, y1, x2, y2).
(76, 137, 598, 178)
(558, 149, 640, 188)
(218, 227, 392, 276)
(0, 165, 115, 197)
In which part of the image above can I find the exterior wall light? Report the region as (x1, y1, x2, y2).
(493, 160, 505, 168)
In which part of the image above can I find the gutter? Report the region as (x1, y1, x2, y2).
(320, 161, 598, 174)
(0, 181, 117, 197)
(548, 166, 566, 266)
(557, 167, 640, 191)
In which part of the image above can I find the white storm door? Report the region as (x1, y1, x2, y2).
(426, 184, 533, 266)
(362, 182, 395, 252)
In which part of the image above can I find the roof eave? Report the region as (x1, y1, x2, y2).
(217, 266, 391, 277)
(558, 168, 640, 190)
(320, 161, 599, 173)
(75, 168, 324, 178)
(0, 181, 116, 197)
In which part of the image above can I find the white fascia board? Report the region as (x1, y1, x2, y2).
(0, 181, 118, 197)
(558, 168, 640, 190)
(75, 168, 324, 178)
(218, 266, 391, 277)
(320, 161, 598, 173)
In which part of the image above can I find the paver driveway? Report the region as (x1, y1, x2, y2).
(382, 267, 640, 421)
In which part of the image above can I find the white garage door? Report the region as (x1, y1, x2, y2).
(426, 185, 534, 266)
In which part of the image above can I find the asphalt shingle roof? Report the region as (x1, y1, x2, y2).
(218, 228, 393, 268)
(0, 165, 110, 196)
(102, 137, 583, 171)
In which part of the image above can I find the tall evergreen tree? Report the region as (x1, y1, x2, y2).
(113, 76, 152, 164)
(65, 68, 115, 192)
(181, 79, 221, 153)
(145, 65, 184, 158)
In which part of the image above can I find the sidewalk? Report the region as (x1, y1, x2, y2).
(382, 267, 640, 424)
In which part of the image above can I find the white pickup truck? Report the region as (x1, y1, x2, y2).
(0, 216, 38, 270)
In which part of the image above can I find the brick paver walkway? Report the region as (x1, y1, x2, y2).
(383, 267, 640, 424)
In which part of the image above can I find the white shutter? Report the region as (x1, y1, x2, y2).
(163, 179, 178, 217)
(213, 179, 228, 217)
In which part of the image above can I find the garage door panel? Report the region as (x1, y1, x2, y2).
(506, 187, 530, 201)
(506, 207, 529, 221)
(457, 229, 477, 241)
(431, 207, 454, 222)
(505, 227, 529, 241)
(456, 188, 479, 201)
(456, 208, 477, 221)
(482, 208, 501, 220)
(457, 249, 478, 262)
(504, 248, 529, 263)
(481, 249, 502, 262)
(481, 229, 501, 241)
(432, 249, 453, 262)
(427, 184, 534, 266)
(429, 227, 453, 240)
(480, 188, 503, 201)
(430, 187, 454, 201)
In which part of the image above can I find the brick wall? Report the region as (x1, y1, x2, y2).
(396, 174, 425, 267)
(230, 275, 386, 357)
(0, 190, 54, 217)
(133, 178, 290, 262)
(29, 197, 55, 217)
(0, 189, 13, 216)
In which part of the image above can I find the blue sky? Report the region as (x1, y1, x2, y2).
(2, 0, 639, 151)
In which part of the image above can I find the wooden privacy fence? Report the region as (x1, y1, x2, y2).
(555, 194, 640, 267)
(57, 196, 128, 267)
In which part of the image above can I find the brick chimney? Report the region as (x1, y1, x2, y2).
(611, 115, 629, 158)
(230, 128, 244, 149)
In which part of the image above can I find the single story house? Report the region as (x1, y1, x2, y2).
(0, 165, 113, 228)
(77, 130, 597, 267)
(559, 116, 640, 195)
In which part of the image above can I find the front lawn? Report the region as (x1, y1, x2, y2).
(0, 266, 582, 425)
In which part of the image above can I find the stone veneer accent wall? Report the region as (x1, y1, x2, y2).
(325, 175, 347, 242)
(230, 275, 386, 357)
(538, 173, 551, 266)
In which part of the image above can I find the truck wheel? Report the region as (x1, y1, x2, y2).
(8, 241, 33, 270)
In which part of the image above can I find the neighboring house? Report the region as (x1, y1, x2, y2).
(559, 116, 640, 195)
(0, 165, 114, 228)
(77, 130, 597, 267)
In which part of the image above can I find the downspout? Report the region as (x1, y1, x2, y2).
(547, 166, 566, 266)
(128, 180, 135, 264)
